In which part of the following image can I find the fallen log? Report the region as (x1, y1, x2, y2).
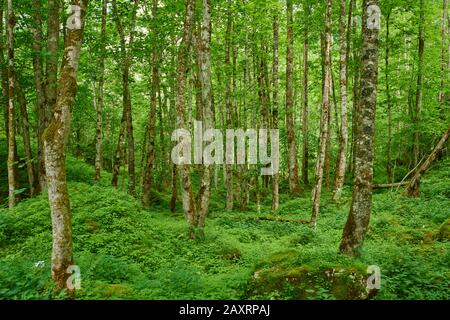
(403, 125, 450, 197)
(372, 182, 408, 189)
(210, 213, 310, 224)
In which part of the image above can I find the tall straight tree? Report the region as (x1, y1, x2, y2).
(142, 0, 159, 208)
(46, 0, 59, 131)
(95, 0, 107, 182)
(340, 0, 380, 256)
(175, 0, 197, 237)
(225, 2, 234, 211)
(272, 13, 279, 211)
(6, 0, 17, 208)
(333, 0, 349, 201)
(439, 0, 448, 109)
(111, 0, 138, 195)
(43, 0, 89, 291)
(311, 0, 332, 226)
(301, 0, 310, 185)
(413, 0, 425, 166)
(31, 0, 47, 192)
(286, 0, 300, 196)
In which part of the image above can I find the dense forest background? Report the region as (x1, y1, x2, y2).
(0, 0, 449, 300)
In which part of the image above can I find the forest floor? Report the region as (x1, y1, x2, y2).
(0, 154, 449, 300)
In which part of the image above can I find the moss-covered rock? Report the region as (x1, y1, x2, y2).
(436, 218, 450, 241)
(246, 251, 378, 300)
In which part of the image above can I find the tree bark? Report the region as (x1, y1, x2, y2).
(6, 0, 17, 208)
(225, 4, 234, 211)
(111, 0, 138, 196)
(333, 0, 349, 201)
(301, 2, 310, 185)
(175, 0, 197, 238)
(95, 0, 107, 182)
(340, 0, 380, 256)
(403, 125, 450, 197)
(31, 0, 47, 193)
(413, 0, 425, 167)
(311, 0, 332, 226)
(142, 0, 159, 208)
(46, 0, 59, 126)
(43, 0, 88, 292)
(16, 81, 37, 196)
(439, 0, 448, 109)
(286, 0, 300, 196)
(196, 0, 213, 235)
(271, 14, 279, 211)
(385, 9, 394, 183)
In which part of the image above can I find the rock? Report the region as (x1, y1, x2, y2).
(245, 251, 378, 300)
(436, 218, 450, 241)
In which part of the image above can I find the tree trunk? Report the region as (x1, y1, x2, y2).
(311, 0, 332, 226)
(142, 0, 159, 208)
(413, 0, 425, 167)
(271, 14, 279, 211)
(175, 0, 197, 238)
(385, 10, 394, 183)
(112, 0, 138, 196)
(43, 0, 88, 292)
(340, 0, 380, 256)
(16, 81, 37, 196)
(6, 0, 17, 208)
(196, 0, 213, 236)
(31, 0, 47, 193)
(225, 4, 234, 211)
(403, 125, 450, 197)
(439, 0, 448, 108)
(46, 0, 59, 128)
(301, 2, 310, 185)
(95, 0, 107, 182)
(286, 0, 300, 196)
(333, 0, 349, 201)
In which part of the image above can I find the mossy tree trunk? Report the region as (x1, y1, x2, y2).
(340, 0, 380, 256)
(311, 0, 332, 226)
(43, 0, 88, 291)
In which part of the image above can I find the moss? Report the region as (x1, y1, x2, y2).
(246, 251, 374, 300)
(436, 218, 450, 241)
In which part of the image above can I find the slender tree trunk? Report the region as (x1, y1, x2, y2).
(31, 0, 47, 193)
(413, 0, 425, 167)
(95, 0, 107, 182)
(16, 81, 37, 196)
(46, 0, 59, 125)
(403, 126, 450, 197)
(311, 0, 332, 226)
(301, 2, 310, 185)
(340, 0, 380, 256)
(286, 0, 300, 196)
(112, 0, 138, 196)
(6, 0, 17, 208)
(271, 14, 279, 211)
(196, 0, 213, 236)
(142, 0, 159, 208)
(439, 0, 448, 108)
(225, 4, 234, 211)
(385, 10, 394, 183)
(333, 0, 349, 201)
(175, 0, 197, 238)
(43, 0, 88, 292)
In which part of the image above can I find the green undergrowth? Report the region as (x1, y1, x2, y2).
(0, 157, 449, 300)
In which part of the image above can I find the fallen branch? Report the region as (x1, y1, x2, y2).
(372, 182, 408, 189)
(210, 213, 310, 224)
(402, 125, 450, 197)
